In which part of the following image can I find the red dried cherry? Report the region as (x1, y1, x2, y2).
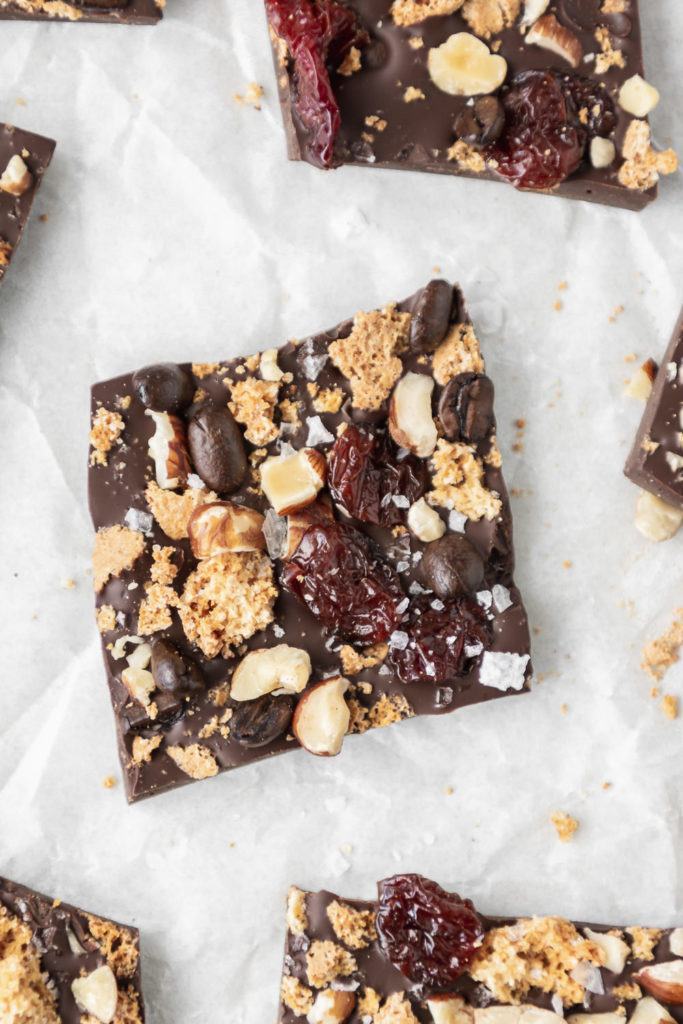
(388, 594, 491, 685)
(376, 874, 484, 988)
(328, 425, 427, 527)
(280, 520, 405, 644)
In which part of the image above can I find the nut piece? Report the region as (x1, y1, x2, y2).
(476, 1010, 563, 1024)
(121, 666, 156, 706)
(292, 675, 351, 756)
(428, 33, 507, 96)
(583, 928, 629, 974)
(634, 491, 683, 543)
(590, 137, 616, 170)
(566, 1017, 623, 1024)
(525, 14, 582, 67)
(619, 75, 660, 118)
(0, 154, 33, 196)
(71, 965, 118, 1024)
(625, 358, 657, 399)
(407, 497, 446, 542)
(520, 0, 549, 27)
(629, 997, 675, 1024)
(634, 962, 683, 1005)
(285, 501, 335, 559)
(261, 447, 327, 515)
(308, 989, 356, 1024)
(231, 645, 312, 701)
(145, 409, 191, 489)
(669, 929, 683, 956)
(389, 372, 438, 457)
(188, 501, 266, 557)
(260, 348, 284, 382)
(428, 994, 473, 1024)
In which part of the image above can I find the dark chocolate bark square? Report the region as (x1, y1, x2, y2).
(0, 123, 55, 287)
(0, 0, 161, 23)
(264, 0, 678, 210)
(278, 877, 683, 1024)
(88, 280, 532, 803)
(0, 875, 145, 1023)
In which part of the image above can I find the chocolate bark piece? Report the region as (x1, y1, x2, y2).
(88, 281, 532, 803)
(0, 875, 145, 1024)
(0, 0, 161, 22)
(0, 123, 55, 287)
(278, 878, 683, 1023)
(265, 0, 678, 211)
(625, 308, 683, 512)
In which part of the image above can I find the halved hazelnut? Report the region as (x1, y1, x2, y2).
(71, 965, 118, 1024)
(525, 14, 582, 67)
(476, 1009, 563, 1024)
(292, 675, 350, 756)
(428, 994, 474, 1024)
(0, 154, 33, 196)
(230, 645, 312, 701)
(520, 0, 549, 28)
(625, 359, 657, 399)
(308, 989, 356, 1024)
(121, 666, 156, 706)
(145, 409, 191, 489)
(389, 371, 437, 457)
(634, 491, 683, 543)
(634, 962, 683, 1005)
(583, 927, 629, 974)
(590, 137, 616, 170)
(126, 642, 152, 671)
(407, 497, 446, 543)
(188, 501, 265, 557)
(629, 997, 675, 1024)
(260, 348, 284, 382)
(428, 33, 507, 97)
(261, 447, 327, 515)
(567, 1016, 622, 1024)
(670, 928, 683, 956)
(619, 75, 660, 118)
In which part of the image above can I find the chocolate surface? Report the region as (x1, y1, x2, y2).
(0, 0, 161, 21)
(266, 0, 667, 211)
(0, 123, 55, 287)
(0, 875, 145, 1024)
(625, 308, 683, 511)
(88, 282, 532, 803)
(279, 883, 683, 1023)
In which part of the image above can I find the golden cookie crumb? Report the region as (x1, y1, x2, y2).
(229, 379, 280, 446)
(462, 0, 521, 38)
(376, 991, 420, 1023)
(661, 694, 678, 720)
(626, 926, 661, 961)
(93, 526, 146, 593)
(0, 903, 60, 1024)
(306, 940, 357, 988)
(369, 692, 414, 728)
(327, 900, 377, 950)
(432, 323, 484, 385)
(551, 811, 579, 843)
(329, 304, 410, 411)
(167, 743, 219, 780)
(145, 483, 216, 541)
(233, 82, 264, 108)
(391, 0, 463, 26)
(281, 976, 314, 1016)
(287, 887, 309, 936)
(102, 776, 116, 789)
(339, 643, 388, 676)
(618, 120, 678, 191)
(428, 440, 502, 521)
(96, 604, 117, 633)
(338, 46, 362, 75)
(131, 735, 163, 766)
(89, 407, 124, 467)
(446, 140, 487, 173)
(640, 609, 683, 682)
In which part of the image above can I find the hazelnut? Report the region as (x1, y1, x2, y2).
(260, 348, 284, 382)
(520, 0, 549, 27)
(121, 666, 156, 706)
(634, 963, 683, 1005)
(389, 372, 437, 457)
(428, 33, 507, 97)
(188, 501, 266, 557)
(0, 154, 32, 196)
(261, 447, 327, 515)
(308, 989, 356, 1024)
(567, 1016, 633, 1024)
(634, 491, 683, 543)
(145, 409, 191, 490)
(427, 994, 473, 1024)
(590, 137, 616, 170)
(525, 14, 582, 67)
(619, 75, 660, 118)
(625, 358, 657, 399)
(292, 675, 350, 757)
(629, 998, 675, 1024)
(670, 929, 683, 956)
(230, 644, 312, 701)
(407, 498, 446, 542)
(71, 966, 118, 1024)
(583, 928, 629, 974)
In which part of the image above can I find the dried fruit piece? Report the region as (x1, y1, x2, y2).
(328, 425, 427, 526)
(230, 644, 312, 700)
(0, 154, 32, 196)
(428, 33, 507, 97)
(376, 873, 484, 987)
(281, 520, 405, 645)
(71, 965, 118, 1023)
(455, 96, 505, 147)
(188, 501, 266, 557)
(230, 692, 295, 747)
(292, 674, 351, 755)
(525, 14, 582, 68)
(261, 447, 327, 515)
(421, 534, 485, 599)
(634, 962, 683, 1005)
(145, 410, 191, 490)
(388, 593, 491, 684)
(409, 279, 453, 354)
(187, 405, 248, 494)
(619, 75, 660, 118)
(132, 362, 194, 413)
(389, 372, 438, 457)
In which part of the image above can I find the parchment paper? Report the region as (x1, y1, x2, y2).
(0, 2, 682, 1021)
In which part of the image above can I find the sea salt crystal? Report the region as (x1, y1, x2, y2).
(302, 351, 328, 381)
(492, 584, 513, 613)
(448, 510, 467, 532)
(465, 642, 484, 658)
(187, 473, 205, 490)
(306, 416, 335, 446)
(389, 630, 409, 651)
(124, 508, 153, 534)
(391, 494, 410, 508)
(479, 651, 530, 692)
(476, 590, 493, 609)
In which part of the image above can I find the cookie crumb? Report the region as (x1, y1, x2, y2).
(233, 82, 264, 109)
(641, 609, 683, 682)
(102, 776, 116, 789)
(551, 811, 578, 843)
(661, 694, 678, 720)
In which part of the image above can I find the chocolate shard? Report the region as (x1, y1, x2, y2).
(0, 123, 55, 288)
(0, 0, 161, 22)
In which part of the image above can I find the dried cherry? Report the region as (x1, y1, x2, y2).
(328, 425, 427, 526)
(376, 874, 484, 988)
(280, 520, 405, 644)
(265, 0, 368, 168)
(559, 73, 616, 138)
(388, 594, 491, 685)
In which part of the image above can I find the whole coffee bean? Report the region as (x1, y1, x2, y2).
(132, 363, 194, 414)
(421, 534, 485, 600)
(187, 405, 248, 494)
(231, 693, 295, 748)
(409, 280, 453, 354)
(125, 690, 185, 731)
(438, 373, 494, 443)
(454, 95, 505, 147)
(151, 638, 205, 696)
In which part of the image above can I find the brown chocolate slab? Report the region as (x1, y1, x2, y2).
(0, 123, 55, 287)
(0, 0, 161, 22)
(625, 307, 683, 510)
(88, 282, 532, 803)
(0, 875, 145, 1024)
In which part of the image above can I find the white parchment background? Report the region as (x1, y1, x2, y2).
(1, 2, 683, 1020)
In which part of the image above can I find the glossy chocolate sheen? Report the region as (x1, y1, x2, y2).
(268, 0, 655, 211)
(88, 284, 532, 803)
(625, 308, 683, 510)
(0, 0, 161, 22)
(0, 876, 145, 1024)
(280, 886, 683, 1023)
(0, 123, 55, 286)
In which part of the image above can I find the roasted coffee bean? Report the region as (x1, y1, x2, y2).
(231, 693, 295, 748)
(454, 96, 505, 147)
(438, 373, 494, 443)
(187, 405, 248, 493)
(421, 534, 485, 600)
(409, 280, 453, 354)
(132, 362, 194, 414)
(151, 638, 205, 696)
(124, 690, 185, 731)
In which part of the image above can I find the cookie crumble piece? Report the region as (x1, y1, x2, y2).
(640, 608, 683, 682)
(287, 887, 309, 936)
(391, 0, 463, 26)
(131, 735, 163, 766)
(327, 900, 377, 950)
(626, 926, 661, 961)
(428, 440, 502, 521)
(93, 526, 146, 593)
(167, 743, 219, 780)
(551, 810, 579, 842)
(329, 304, 410, 410)
(462, 0, 521, 38)
(281, 975, 314, 1016)
(229, 379, 280, 446)
(89, 407, 124, 467)
(145, 483, 216, 541)
(306, 940, 357, 988)
(618, 120, 678, 191)
(96, 604, 117, 632)
(432, 323, 484, 385)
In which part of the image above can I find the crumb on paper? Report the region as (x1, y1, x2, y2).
(608, 304, 624, 323)
(561, 703, 568, 714)
(553, 300, 563, 312)
(445, 785, 454, 795)
(60, 577, 75, 590)
(661, 694, 678, 720)
(233, 82, 264, 109)
(563, 560, 572, 568)
(624, 353, 637, 363)
(640, 609, 683, 682)
(603, 781, 612, 789)
(558, 280, 567, 291)
(102, 776, 116, 789)
(551, 811, 578, 843)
